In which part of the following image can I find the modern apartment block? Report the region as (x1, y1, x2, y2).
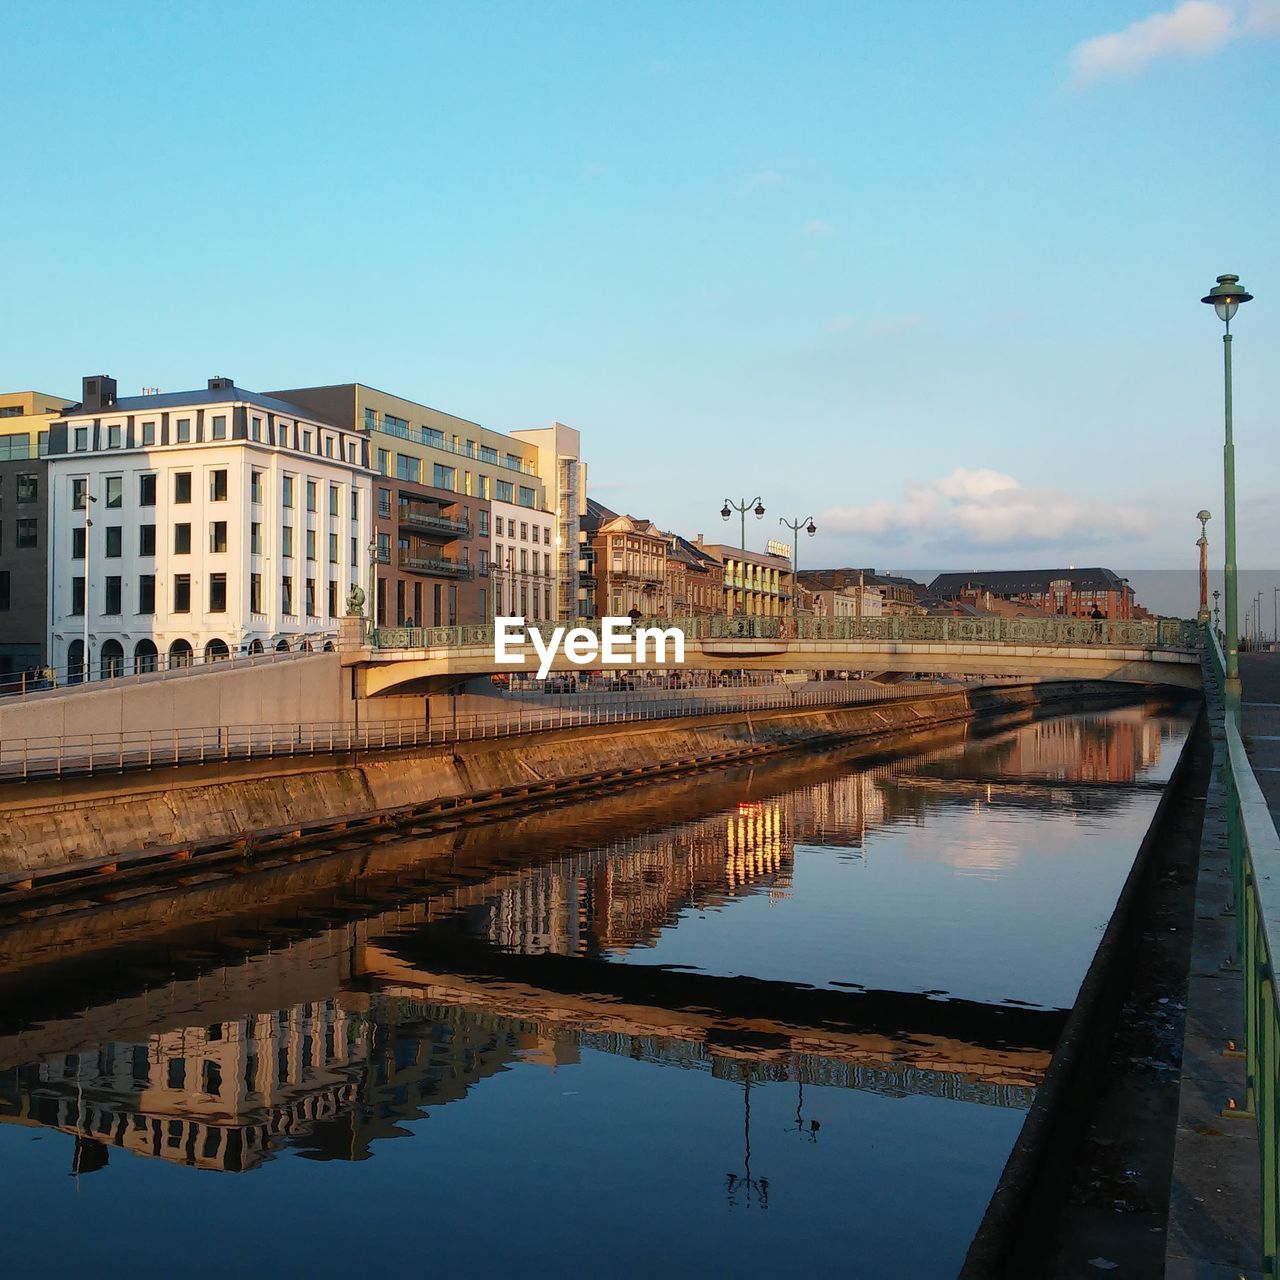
(0, 391, 70, 677)
(272, 384, 583, 623)
(46, 375, 373, 677)
(509, 422, 588, 619)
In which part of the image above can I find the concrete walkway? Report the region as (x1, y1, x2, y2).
(1164, 652, 1280, 1278)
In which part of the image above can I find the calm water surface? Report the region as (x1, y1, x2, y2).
(0, 704, 1192, 1278)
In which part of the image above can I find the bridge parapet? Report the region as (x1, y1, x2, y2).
(370, 614, 1202, 653)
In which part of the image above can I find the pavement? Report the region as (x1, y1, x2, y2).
(1163, 651, 1280, 1280)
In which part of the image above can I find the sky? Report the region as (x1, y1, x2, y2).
(2, 0, 1277, 584)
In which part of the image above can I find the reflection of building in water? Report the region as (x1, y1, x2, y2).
(478, 800, 796, 957)
(998, 712, 1159, 785)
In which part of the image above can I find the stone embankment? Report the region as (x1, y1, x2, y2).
(0, 680, 1151, 876)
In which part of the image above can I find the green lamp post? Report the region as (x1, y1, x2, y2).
(778, 515, 816, 616)
(1201, 273, 1252, 714)
(1196, 510, 1211, 625)
(721, 496, 765, 551)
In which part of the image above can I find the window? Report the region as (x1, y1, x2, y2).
(0, 570, 11, 611)
(74, 427, 88, 452)
(495, 516, 504, 536)
(544, 552, 551, 576)
(15, 519, 36, 548)
(351, 490, 360, 520)
(104, 576, 122, 614)
(350, 536, 358, 567)
(72, 478, 87, 510)
(206, 470, 227, 502)
(250, 416, 262, 442)
(324, 436, 333, 458)
(306, 578, 316, 617)
(176, 418, 191, 443)
(378, 448, 389, 475)
(142, 421, 156, 446)
(71, 576, 85, 615)
(209, 573, 227, 612)
(173, 574, 191, 612)
(283, 476, 294, 508)
(174, 523, 192, 554)
(250, 522, 262, 555)
(103, 476, 122, 508)
(174, 472, 192, 503)
(72, 527, 86, 559)
(495, 480, 514, 503)
(251, 470, 263, 504)
(250, 573, 263, 614)
(281, 576, 294, 615)
(301, 430, 312, 453)
(476, 475, 489, 499)
(520, 549, 528, 572)
(479, 509, 489, 536)
(282, 525, 293, 558)
(396, 454, 420, 483)
(328, 580, 338, 618)
(376, 531, 390, 562)
(347, 440, 356, 463)
(306, 480, 317, 512)
(479, 549, 489, 573)
(329, 532, 338, 563)
(16, 473, 37, 504)
(139, 575, 156, 614)
(504, 453, 521, 470)
(433, 463, 455, 490)
(530, 524, 539, 544)
(105, 526, 122, 558)
(210, 521, 227, 553)
(480, 445, 498, 464)
(518, 486, 535, 508)
(139, 474, 156, 506)
(211, 415, 227, 440)
(306, 529, 316, 561)
(520, 522, 529, 541)
(107, 424, 121, 448)
(329, 485, 339, 517)
(377, 488, 391, 519)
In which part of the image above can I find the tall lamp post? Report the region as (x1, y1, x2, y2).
(1213, 589, 1221, 632)
(1196, 510, 1211, 624)
(1258, 591, 1266, 646)
(1202, 272, 1252, 713)
(721, 496, 765, 551)
(367, 538, 378, 641)
(1274, 585, 1279, 649)
(83, 492, 97, 682)
(778, 516, 816, 617)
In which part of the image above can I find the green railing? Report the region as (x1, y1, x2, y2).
(1210, 624, 1280, 1273)
(370, 613, 1203, 652)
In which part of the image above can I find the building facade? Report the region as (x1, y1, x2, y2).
(697, 541, 791, 618)
(0, 391, 69, 678)
(664, 534, 724, 616)
(927, 569, 1134, 620)
(491, 499, 556, 621)
(47, 375, 373, 677)
(584, 505, 671, 618)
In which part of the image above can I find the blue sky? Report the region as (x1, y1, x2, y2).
(3, 0, 1277, 576)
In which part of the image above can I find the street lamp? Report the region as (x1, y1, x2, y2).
(367, 537, 378, 640)
(1213, 589, 1221, 632)
(778, 516, 816, 617)
(1201, 272, 1253, 712)
(721, 496, 765, 551)
(1196, 510, 1211, 624)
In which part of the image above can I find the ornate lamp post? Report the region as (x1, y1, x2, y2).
(721, 496, 765, 552)
(1196, 510, 1211, 624)
(1213, 588, 1221, 632)
(367, 538, 378, 640)
(1201, 272, 1252, 713)
(778, 516, 816, 617)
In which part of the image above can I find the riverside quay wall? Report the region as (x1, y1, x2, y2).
(0, 681, 1151, 876)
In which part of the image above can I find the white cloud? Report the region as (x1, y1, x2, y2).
(739, 169, 785, 194)
(1247, 0, 1280, 31)
(1069, 1, 1235, 83)
(821, 468, 1150, 551)
(869, 313, 925, 339)
(801, 218, 834, 236)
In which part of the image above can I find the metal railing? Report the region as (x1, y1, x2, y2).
(370, 613, 1203, 652)
(396, 551, 475, 579)
(0, 643, 327, 700)
(0, 679, 956, 782)
(1210, 625, 1280, 1273)
(371, 418, 538, 476)
(397, 504, 471, 537)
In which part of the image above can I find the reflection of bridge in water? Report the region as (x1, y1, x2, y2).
(0, 767, 1075, 1174)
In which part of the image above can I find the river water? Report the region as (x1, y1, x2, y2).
(0, 702, 1193, 1277)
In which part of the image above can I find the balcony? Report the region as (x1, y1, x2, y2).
(397, 503, 471, 538)
(397, 550, 475, 580)
(371, 418, 537, 476)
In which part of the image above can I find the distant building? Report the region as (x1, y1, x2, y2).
(663, 534, 724, 617)
(0, 390, 70, 677)
(582, 500, 670, 617)
(696, 540, 791, 618)
(927, 568, 1134, 620)
(798, 568, 925, 616)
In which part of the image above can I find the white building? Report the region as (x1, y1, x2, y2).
(811, 587, 883, 619)
(47, 375, 373, 676)
(489, 499, 556, 621)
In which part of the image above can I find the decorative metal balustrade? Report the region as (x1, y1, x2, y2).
(1207, 628, 1280, 1274)
(395, 551, 475, 580)
(397, 504, 471, 537)
(370, 613, 1203, 652)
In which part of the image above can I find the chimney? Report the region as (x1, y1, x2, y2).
(695, 533, 704, 547)
(81, 375, 117, 412)
(208, 376, 234, 391)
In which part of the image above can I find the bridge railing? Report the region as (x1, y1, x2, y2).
(1208, 626, 1280, 1272)
(0, 678, 958, 783)
(370, 614, 1202, 652)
